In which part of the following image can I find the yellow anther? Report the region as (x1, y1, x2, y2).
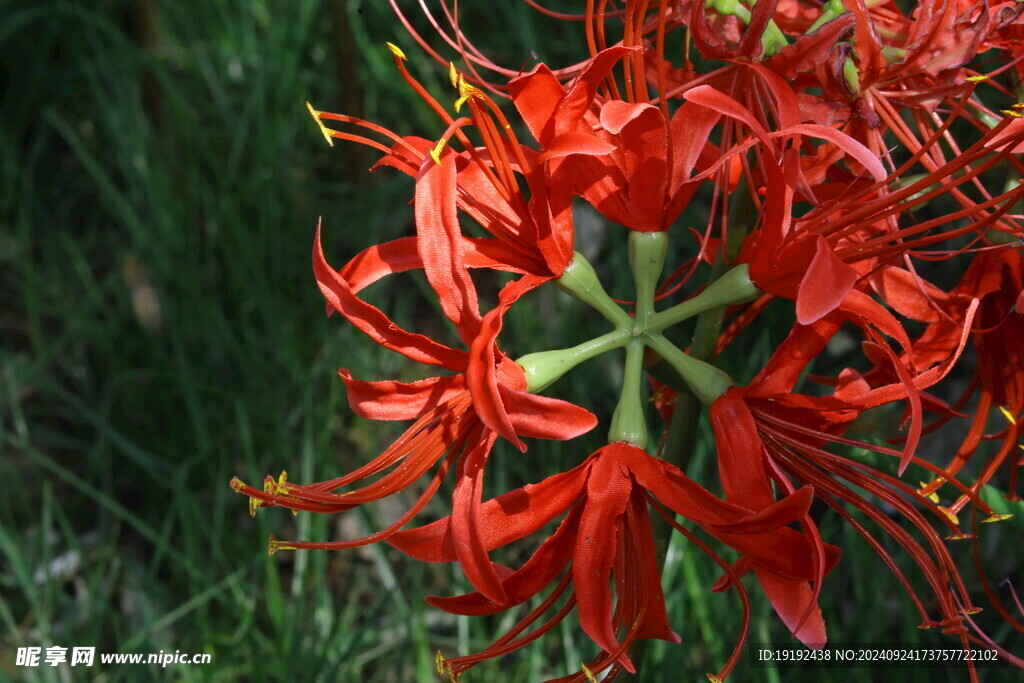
(963, 607, 984, 615)
(581, 664, 598, 683)
(430, 138, 447, 165)
(454, 82, 481, 112)
(386, 42, 406, 60)
(983, 513, 1013, 523)
(459, 80, 478, 99)
(998, 405, 1017, 425)
(435, 652, 445, 675)
(1014, 103, 1024, 110)
(1002, 109, 1023, 118)
(965, 75, 988, 82)
(306, 102, 334, 147)
(918, 482, 940, 503)
(448, 62, 459, 87)
(939, 506, 960, 525)
(263, 470, 290, 496)
(231, 477, 267, 517)
(267, 535, 296, 556)
(707, 676, 724, 683)
(945, 532, 973, 541)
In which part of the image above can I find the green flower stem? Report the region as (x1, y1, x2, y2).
(646, 264, 759, 333)
(609, 339, 648, 448)
(644, 333, 732, 406)
(516, 328, 632, 393)
(555, 252, 633, 329)
(623, 188, 752, 680)
(628, 230, 668, 329)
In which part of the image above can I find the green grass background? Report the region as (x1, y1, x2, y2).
(1, 1, 1021, 681)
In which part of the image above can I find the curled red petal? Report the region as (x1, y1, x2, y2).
(467, 276, 548, 449)
(754, 567, 827, 648)
(340, 236, 528, 291)
(426, 505, 581, 616)
(574, 451, 635, 672)
(508, 63, 565, 144)
(415, 150, 482, 346)
(387, 460, 591, 562)
(712, 487, 815, 535)
(539, 131, 617, 162)
(338, 370, 466, 421)
(796, 236, 860, 326)
(710, 389, 774, 509)
(502, 388, 597, 441)
(451, 430, 506, 604)
(313, 222, 466, 369)
(766, 13, 857, 79)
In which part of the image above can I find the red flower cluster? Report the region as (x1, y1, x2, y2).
(235, 2, 1024, 680)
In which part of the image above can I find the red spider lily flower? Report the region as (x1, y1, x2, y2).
(729, 96, 1024, 333)
(705, 315, 1009, 673)
(230, 229, 597, 605)
(509, 46, 723, 232)
(389, 442, 838, 681)
(806, 0, 993, 129)
(309, 47, 623, 444)
(687, 0, 789, 62)
(910, 248, 1024, 507)
(509, 46, 889, 243)
(983, 1, 1024, 83)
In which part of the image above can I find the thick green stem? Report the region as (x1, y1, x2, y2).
(516, 328, 631, 392)
(556, 252, 633, 329)
(623, 185, 753, 680)
(609, 340, 648, 448)
(647, 264, 759, 332)
(629, 231, 668, 329)
(644, 333, 732, 406)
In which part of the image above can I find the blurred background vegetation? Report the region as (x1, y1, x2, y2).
(1, 1, 1020, 681)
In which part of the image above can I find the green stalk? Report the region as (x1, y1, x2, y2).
(629, 230, 668, 329)
(555, 252, 633, 329)
(623, 188, 753, 680)
(644, 333, 732, 406)
(647, 264, 758, 332)
(609, 339, 648, 448)
(516, 328, 631, 392)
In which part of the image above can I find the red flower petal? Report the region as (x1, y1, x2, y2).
(313, 222, 467, 369)
(503, 389, 598, 441)
(574, 452, 636, 672)
(426, 505, 581, 616)
(796, 236, 860, 325)
(754, 567, 827, 648)
(467, 276, 548, 449)
(387, 461, 590, 562)
(415, 150, 482, 346)
(451, 430, 506, 604)
(710, 389, 774, 509)
(338, 370, 465, 421)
